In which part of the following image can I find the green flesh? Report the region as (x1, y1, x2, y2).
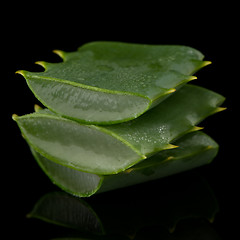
(19, 42, 209, 124)
(31, 132, 218, 197)
(14, 84, 224, 175)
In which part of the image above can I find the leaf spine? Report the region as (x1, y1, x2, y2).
(15, 70, 25, 77)
(53, 49, 65, 60)
(212, 107, 227, 114)
(35, 61, 47, 70)
(202, 61, 212, 67)
(190, 126, 204, 133)
(34, 104, 43, 112)
(164, 144, 179, 150)
(164, 88, 176, 96)
(188, 75, 197, 81)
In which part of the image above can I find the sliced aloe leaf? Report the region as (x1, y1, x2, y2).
(30, 131, 219, 197)
(16, 41, 210, 124)
(13, 84, 225, 175)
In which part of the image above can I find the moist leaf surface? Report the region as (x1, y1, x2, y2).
(18, 42, 209, 124)
(31, 132, 219, 197)
(14, 84, 224, 175)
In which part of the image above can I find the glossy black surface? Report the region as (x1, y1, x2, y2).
(3, 4, 238, 239)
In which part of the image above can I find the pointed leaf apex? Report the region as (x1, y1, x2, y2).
(12, 114, 18, 121)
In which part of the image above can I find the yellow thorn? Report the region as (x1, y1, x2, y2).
(165, 88, 176, 96)
(15, 70, 25, 77)
(212, 107, 227, 114)
(35, 61, 47, 69)
(164, 144, 179, 150)
(12, 114, 18, 121)
(53, 49, 65, 60)
(166, 156, 174, 161)
(188, 75, 197, 81)
(202, 61, 212, 67)
(191, 126, 204, 132)
(125, 168, 134, 174)
(34, 104, 42, 112)
(216, 107, 227, 112)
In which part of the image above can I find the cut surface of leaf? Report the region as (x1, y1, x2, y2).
(31, 131, 219, 197)
(14, 84, 225, 175)
(17, 41, 209, 124)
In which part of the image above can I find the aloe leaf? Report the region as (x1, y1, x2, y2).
(16, 41, 210, 124)
(30, 131, 218, 197)
(13, 84, 225, 175)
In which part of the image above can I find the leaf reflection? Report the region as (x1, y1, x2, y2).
(28, 175, 221, 239)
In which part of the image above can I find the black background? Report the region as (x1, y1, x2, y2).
(3, 3, 238, 239)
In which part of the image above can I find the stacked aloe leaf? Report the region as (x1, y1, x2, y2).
(13, 42, 225, 197)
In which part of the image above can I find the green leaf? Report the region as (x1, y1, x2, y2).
(13, 84, 225, 175)
(17, 41, 210, 124)
(30, 131, 219, 197)
(14, 84, 224, 175)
